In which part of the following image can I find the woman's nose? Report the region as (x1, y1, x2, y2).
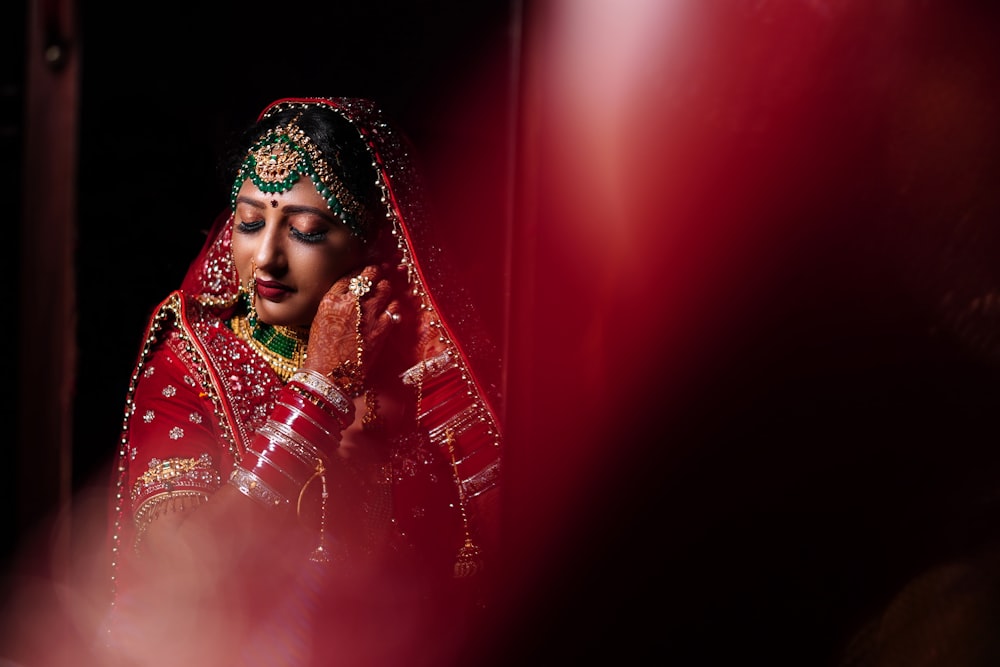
(253, 224, 286, 274)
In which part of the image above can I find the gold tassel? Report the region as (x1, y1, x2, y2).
(446, 429, 482, 578)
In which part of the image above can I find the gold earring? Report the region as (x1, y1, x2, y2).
(246, 260, 259, 327)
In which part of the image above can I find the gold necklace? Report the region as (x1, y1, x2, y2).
(230, 313, 307, 382)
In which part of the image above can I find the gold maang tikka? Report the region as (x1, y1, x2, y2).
(230, 115, 367, 238)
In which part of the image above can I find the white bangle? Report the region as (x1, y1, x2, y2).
(289, 368, 353, 415)
(228, 467, 289, 510)
(400, 349, 453, 386)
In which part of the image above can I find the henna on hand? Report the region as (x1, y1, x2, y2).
(303, 265, 399, 381)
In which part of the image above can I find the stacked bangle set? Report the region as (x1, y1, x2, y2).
(229, 368, 354, 511)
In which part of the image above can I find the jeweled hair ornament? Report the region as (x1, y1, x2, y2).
(230, 114, 367, 238)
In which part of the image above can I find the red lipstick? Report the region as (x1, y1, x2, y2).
(255, 279, 293, 301)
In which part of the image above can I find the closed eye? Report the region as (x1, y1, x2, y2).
(290, 227, 327, 244)
(236, 220, 265, 233)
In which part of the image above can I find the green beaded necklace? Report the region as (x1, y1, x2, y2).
(228, 292, 307, 381)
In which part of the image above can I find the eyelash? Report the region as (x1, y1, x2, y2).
(235, 220, 327, 244)
(291, 228, 326, 244)
(236, 220, 264, 234)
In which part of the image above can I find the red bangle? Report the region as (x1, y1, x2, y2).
(237, 450, 299, 502)
(279, 385, 351, 428)
(247, 431, 317, 486)
(287, 369, 355, 423)
(286, 381, 354, 427)
(230, 413, 333, 512)
(272, 399, 342, 456)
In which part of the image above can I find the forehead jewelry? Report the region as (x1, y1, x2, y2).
(231, 115, 366, 238)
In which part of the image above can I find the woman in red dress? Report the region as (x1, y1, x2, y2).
(104, 97, 503, 667)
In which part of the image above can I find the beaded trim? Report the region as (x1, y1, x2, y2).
(132, 491, 211, 553)
(231, 117, 366, 237)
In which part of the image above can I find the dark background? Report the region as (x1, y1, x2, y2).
(6, 2, 1000, 666)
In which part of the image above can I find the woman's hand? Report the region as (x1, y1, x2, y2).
(302, 264, 401, 382)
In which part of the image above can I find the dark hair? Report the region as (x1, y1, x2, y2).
(220, 104, 384, 248)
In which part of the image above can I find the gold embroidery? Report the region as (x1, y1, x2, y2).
(136, 454, 213, 487)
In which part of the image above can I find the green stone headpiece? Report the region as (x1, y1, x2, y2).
(230, 116, 366, 238)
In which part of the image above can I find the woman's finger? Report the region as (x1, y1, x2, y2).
(382, 299, 403, 327)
